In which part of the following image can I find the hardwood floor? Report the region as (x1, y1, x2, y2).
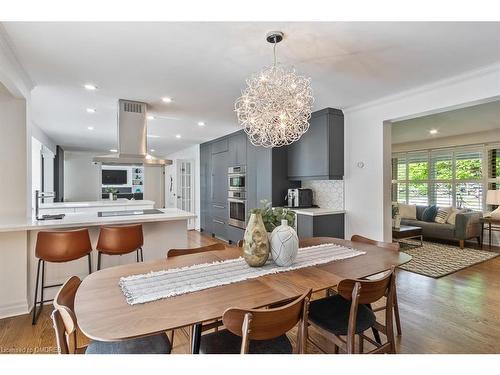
(1, 230, 500, 354)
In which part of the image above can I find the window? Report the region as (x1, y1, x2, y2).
(392, 144, 499, 211)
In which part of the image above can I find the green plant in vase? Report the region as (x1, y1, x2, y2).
(105, 187, 118, 200)
(250, 200, 296, 233)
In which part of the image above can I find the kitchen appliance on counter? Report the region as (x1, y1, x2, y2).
(287, 188, 313, 208)
(228, 166, 247, 229)
(228, 166, 246, 191)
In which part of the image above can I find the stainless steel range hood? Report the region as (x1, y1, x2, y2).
(93, 99, 171, 166)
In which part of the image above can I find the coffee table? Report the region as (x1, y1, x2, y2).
(392, 225, 423, 247)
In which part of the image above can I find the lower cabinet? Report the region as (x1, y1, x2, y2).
(226, 225, 245, 244)
(211, 217, 227, 240)
(296, 213, 345, 239)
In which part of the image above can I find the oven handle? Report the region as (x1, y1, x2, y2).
(227, 198, 247, 203)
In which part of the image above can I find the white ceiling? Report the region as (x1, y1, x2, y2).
(392, 100, 500, 144)
(3, 22, 500, 155)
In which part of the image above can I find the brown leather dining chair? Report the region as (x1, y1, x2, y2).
(52, 276, 172, 354)
(350, 234, 402, 336)
(32, 228, 92, 325)
(307, 267, 397, 354)
(96, 224, 144, 270)
(199, 289, 312, 354)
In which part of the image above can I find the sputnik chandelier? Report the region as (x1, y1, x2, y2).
(235, 31, 314, 148)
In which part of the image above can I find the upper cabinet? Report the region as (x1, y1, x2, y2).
(287, 108, 344, 180)
(228, 131, 247, 166)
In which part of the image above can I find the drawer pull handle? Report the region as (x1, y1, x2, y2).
(213, 205, 225, 209)
(213, 219, 225, 225)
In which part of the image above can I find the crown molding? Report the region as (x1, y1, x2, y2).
(344, 62, 500, 115)
(0, 23, 34, 98)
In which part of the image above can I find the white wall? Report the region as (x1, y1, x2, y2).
(0, 83, 27, 217)
(63, 151, 101, 201)
(344, 63, 500, 243)
(165, 145, 200, 230)
(144, 166, 165, 208)
(0, 82, 29, 317)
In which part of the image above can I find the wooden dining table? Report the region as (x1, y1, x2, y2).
(75, 237, 411, 353)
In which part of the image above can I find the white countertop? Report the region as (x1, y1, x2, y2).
(291, 208, 346, 216)
(40, 199, 155, 209)
(0, 208, 196, 232)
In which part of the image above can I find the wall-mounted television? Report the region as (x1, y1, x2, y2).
(102, 169, 128, 185)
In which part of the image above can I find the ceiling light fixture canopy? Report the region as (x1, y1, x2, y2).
(235, 31, 314, 148)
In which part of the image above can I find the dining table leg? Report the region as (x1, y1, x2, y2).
(191, 323, 202, 354)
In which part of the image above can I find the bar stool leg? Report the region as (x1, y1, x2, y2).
(136, 249, 139, 263)
(97, 251, 102, 271)
(87, 253, 92, 274)
(140, 247, 144, 262)
(31, 259, 42, 325)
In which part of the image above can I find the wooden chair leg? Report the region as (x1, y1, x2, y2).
(358, 334, 364, 354)
(459, 239, 465, 249)
(167, 330, 174, 351)
(333, 344, 339, 354)
(393, 289, 402, 336)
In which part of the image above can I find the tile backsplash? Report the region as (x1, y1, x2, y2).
(301, 180, 344, 210)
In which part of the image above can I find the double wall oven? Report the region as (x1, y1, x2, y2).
(227, 166, 247, 229)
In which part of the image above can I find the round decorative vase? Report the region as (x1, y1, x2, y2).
(243, 213, 270, 267)
(270, 219, 299, 267)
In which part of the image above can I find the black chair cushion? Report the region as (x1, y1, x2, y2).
(309, 295, 376, 336)
(86, 333, 171, 354)
(199, 329, 293, 354)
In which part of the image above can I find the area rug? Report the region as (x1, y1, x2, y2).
(398, 240, 498, 278)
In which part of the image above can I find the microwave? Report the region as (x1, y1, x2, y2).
(228, 166, 246, 191)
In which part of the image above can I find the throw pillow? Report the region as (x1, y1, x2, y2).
(434, 207, 452, 224)
(447, 208, 465, 225)
(399, 203, 417, 219)
(416, 205, 427, 221)
(422, 205, 438, 222)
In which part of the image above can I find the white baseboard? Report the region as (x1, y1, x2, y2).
(0, 300, 29, 319)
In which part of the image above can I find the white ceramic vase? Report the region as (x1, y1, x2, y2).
(270, 219, 299, 267)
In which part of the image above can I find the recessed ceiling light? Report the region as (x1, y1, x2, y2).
(175, 134, 181, 139)
(147, 115, 155, 120)
(87, 126, 94, 130)
(429, 129, 438, 135)
(150, 149, 155, 152)
(147, 134, 160, 138)
(109, 149, 117, 152)
(86, 108, 96, 113)
(162, 97, 173, 103)
(197, 121, 206, 127)
(84, 84, 97, 90)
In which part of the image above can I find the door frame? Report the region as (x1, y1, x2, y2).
(176, 159, 196, 229)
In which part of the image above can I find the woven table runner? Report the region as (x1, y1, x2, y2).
(119, 243, 365, 305)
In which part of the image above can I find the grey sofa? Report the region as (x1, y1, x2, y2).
(400, 205, 482, 249)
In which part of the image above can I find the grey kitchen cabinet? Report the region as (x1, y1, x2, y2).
(200, 129, 299, 242)
(296, 213, 345, 239)
(210, 150, 228, 206)
(228, 131, 247, 166)
(200, 142, 212, 234)
(211, 138, 229, 154)
(287, 108, 344, 180)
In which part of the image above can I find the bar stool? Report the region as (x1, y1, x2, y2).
(96, 224, 144, 270)
(33, 228, 93, 325)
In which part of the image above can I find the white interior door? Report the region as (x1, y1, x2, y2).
(177, 159, 195, 229)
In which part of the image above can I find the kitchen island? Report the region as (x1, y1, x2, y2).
(0, 208, 196, 318)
